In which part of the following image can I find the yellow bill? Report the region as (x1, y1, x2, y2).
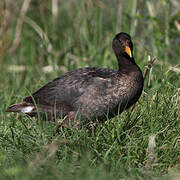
(125, 46, 132, 58)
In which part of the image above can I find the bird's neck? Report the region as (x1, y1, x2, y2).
(116, 54, 136, 70)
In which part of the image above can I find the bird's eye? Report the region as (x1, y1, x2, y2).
(125, 40, 130, 44)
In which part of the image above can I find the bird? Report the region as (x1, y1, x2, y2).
(6, 32, 144, 132)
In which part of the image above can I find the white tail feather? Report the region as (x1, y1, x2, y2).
(21, 106, 34, 113)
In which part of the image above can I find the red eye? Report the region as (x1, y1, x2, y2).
(125, 40, 129, 44)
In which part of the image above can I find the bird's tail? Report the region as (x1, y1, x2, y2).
(6, 102, 34, 114)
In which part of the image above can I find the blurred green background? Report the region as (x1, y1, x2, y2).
(0, 0, 180, 179)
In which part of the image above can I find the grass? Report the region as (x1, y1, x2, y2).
(0, 0, 180, 179)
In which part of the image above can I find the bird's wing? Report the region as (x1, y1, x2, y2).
(23, 67, 117, 113)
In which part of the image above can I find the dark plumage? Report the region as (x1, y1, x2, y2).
(6, 32, 144, 127)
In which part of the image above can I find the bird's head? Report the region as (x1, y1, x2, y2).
(112, 32, 133, 59)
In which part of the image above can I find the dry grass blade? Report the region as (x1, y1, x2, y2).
(168, 66, 180, 73)
(146, 134, 157, 169)
(153, 59, 180, 73)
(24, 16, 52, 53)
(146, 125, 169, 168)
(0, 0, 10, 57)
(173, 137, 180, 148)
(7, 65, 26, 72)
(143, 56, 157, 79)
(52, 0, 58, 21)
(117, 2, 123, 32)
(175, 20, 180, 31)
(9, 0, 31, 53)
(148, 67, 153, 87)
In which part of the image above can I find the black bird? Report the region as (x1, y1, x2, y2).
(6, 32, 144, 129)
